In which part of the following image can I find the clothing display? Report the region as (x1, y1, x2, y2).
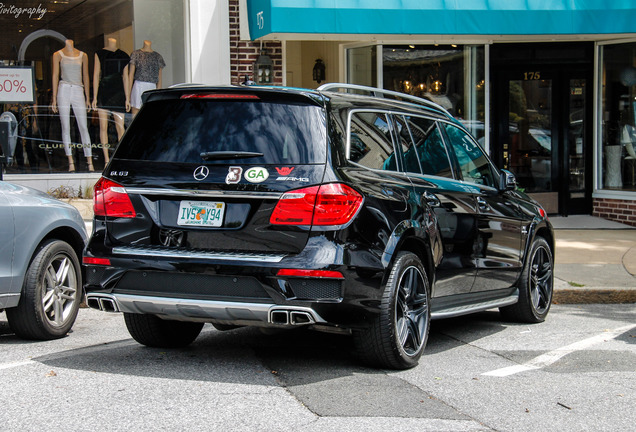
(59, 51, 84, 86)
(129, 50, 165, 84)
(57, 81, 92, 157)
(96, 48, 130, 111)
(130, 80, 156, 109)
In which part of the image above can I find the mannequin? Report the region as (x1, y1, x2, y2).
(51, 39, 93, 172)
(127, 40, 165, 117)
(92, 37, 130, 163)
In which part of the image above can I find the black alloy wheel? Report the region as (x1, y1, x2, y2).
(501, 236, 553, 323)
(354, 251, 430, 369)
(396, 264, 429, 357)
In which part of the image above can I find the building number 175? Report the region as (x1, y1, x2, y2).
(524, 71, 541, 80)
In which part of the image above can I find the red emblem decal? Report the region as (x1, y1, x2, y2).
(276, 167, 295, 175)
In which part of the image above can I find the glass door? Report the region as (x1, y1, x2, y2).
(496, 69, 592, 215)
(505, 72, 557, 213)
(566, 78, 591, 214)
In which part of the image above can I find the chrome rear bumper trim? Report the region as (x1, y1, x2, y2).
(112, 246, 286, 263)
(86, 293, 327, 325)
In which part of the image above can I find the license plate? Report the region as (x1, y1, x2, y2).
(177, 201, 225, 227)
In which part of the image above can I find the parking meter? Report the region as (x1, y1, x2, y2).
(0, 116, 11, 180)
(0, 111, 18, 172)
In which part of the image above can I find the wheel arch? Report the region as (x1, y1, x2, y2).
(381, 221, 435, 288)
(516, 218, 555, 287)
(34, 227, 87, 292)
(525, 219, 555, 261)
(534, 224, 555, 254)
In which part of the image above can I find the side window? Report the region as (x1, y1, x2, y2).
(393, 115, 422, 174)
(405, 116, 453, 178)
(349, 112, 397, 171)
(443, 123, 496, 187)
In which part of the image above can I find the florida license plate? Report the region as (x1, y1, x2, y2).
(177, 201, 225, 227)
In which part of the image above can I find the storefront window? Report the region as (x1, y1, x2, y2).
(0, 0, 185, 175)
(383, 45, 485, 142)
(600, 42, 636, 192)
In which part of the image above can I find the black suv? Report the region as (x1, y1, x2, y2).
(83, 83, 554, 369)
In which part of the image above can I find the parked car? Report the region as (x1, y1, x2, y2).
(0, 181, 87, 339)
(83, 83, 554, 369)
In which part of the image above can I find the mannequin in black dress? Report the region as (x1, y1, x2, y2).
(91, 37, 130, 163)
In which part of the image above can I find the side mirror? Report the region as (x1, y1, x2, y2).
(499, 169, 517, 191)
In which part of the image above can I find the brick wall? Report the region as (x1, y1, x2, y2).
(229, 0, 283, 86)
(593, 198, 636, 227)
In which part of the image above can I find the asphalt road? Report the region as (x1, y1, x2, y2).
(1, 304, 635, 432)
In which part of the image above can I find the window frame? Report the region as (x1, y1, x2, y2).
(397, 114, 457, 180)
(346, 108, 401, 172)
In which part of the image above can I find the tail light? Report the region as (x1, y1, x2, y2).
(270, 183, 363, 226)
(277, 269, 344, 279)
(93, 177, 136, 218)
(83, 257, 111, 266)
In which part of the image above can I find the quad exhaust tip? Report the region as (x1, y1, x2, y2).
(86, 295, 120, 313)
(269, 309, 316, 326)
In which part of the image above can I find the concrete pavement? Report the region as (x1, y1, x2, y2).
(551, 216, 636, 304)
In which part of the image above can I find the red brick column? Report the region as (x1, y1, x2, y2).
(229, 0, 283, 86)
(593, 198, 636, 227)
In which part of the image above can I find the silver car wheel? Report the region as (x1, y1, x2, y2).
(41, 254, 79, 328)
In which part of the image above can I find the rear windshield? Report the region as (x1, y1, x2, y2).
(115, 99, 327, 164)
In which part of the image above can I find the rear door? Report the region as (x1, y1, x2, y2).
(396, 114, 479, 298)
(101, 90, 328, 257)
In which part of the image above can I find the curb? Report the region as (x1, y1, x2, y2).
(553, 288, 636, 304)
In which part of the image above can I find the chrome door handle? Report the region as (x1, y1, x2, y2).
(477, 197, 490, 211)
(424, 192, 441, 207)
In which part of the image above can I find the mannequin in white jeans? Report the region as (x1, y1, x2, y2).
(51, 39, 94, 172)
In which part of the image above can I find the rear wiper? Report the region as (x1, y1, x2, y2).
(200, 151, 264, 160)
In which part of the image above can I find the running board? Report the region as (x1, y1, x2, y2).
(431, 294, 518, 320)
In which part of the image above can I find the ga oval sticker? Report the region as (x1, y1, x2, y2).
(244, 167, 269, 183)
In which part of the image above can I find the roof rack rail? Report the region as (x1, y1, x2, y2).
(317, 83, 452, 118)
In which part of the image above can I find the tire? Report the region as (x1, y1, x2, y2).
(353, 251, 431, 369)
(124, 313, 203, 348)
(6, 239, 81, 340)
(500, 236, 554, 323)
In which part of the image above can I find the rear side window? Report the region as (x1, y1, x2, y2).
(348, 111, 397, 171)
(115, 99, 327, 164)
(405, 116, 453, 178)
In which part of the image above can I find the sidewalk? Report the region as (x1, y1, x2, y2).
(551, 216, 636, 304)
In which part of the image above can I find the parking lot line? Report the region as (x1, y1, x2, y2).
(0, 359, 33, 370)
(0, 339, 137, 371)
(482, 323, 636, 377)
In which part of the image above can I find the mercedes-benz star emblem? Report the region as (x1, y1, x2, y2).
(193, 166, 209, 181)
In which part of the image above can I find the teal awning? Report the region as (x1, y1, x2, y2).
(245, 0, 636, 40)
